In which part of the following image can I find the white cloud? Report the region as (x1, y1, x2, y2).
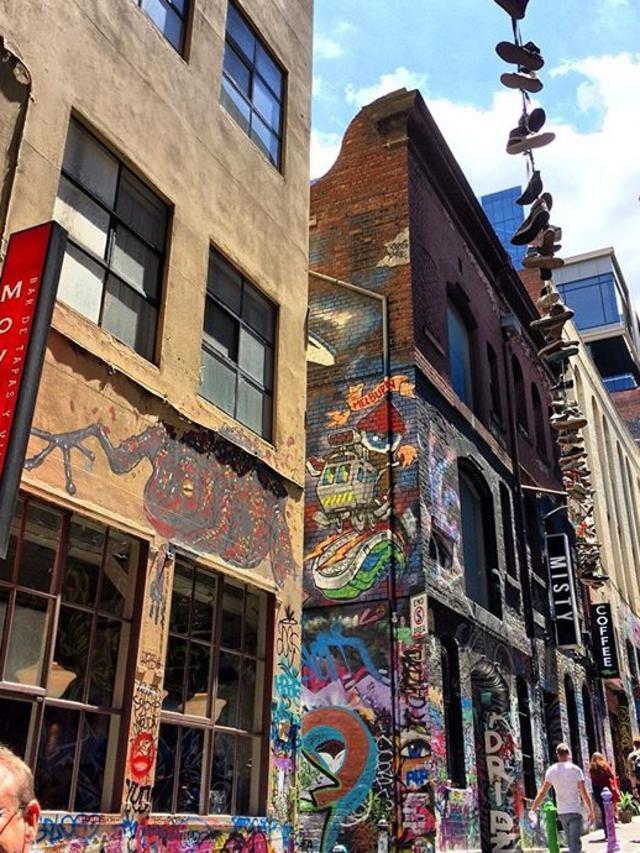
(314, 35, 343, 60)
(335, 20, 356, 35)
(310, 129, 342, 180)
(312, 53, 640, 297)
(345, 66, 428, 109)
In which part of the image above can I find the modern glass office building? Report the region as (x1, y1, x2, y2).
(481, 185, 526, 269)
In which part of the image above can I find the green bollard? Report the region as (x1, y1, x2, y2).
(542, 801, 560, 853)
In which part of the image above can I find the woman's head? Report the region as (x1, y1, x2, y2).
(590, 751, 608, 770)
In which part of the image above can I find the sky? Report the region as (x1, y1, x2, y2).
(311, 0, 640, 305)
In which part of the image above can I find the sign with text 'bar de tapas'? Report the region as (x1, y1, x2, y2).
(0, 222, 66, 558)
(547, 533, 581, 648)
(591, 603, 620, 679)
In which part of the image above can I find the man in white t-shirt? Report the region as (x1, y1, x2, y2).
(531, 743, 595, 853)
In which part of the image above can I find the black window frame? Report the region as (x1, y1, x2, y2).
(487, 342, 502, 427)
(200, 250, 277, 442)
(531, 382, 548, 460)
(132, 0, 190, 54)
(55, 118, 169, 363)
(441, 637, 466, 788)
(516, 676, 537, 799)
(511, 355, 529, 435)
(221, 0, 285, 170)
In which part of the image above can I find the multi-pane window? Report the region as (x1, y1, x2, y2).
(153, 558, 270, 814)
(221, 1, 285, 168)
(0, 496, 140, 811)
(459, 463, 501, 618)
(487, 343, 502, 425)
(511, 356, 528, 434)
(447, 301, 473, 408)
(201, 251, 276, 440)
(54, 119, 168, 361)
(557, 273, 620, 331)
(132, 0, 189, 53)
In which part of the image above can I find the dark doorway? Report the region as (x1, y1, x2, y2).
(565, 676, 584, 769)
(582, 684, 598, 759)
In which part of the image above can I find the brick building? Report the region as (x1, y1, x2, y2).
(301, 89, 601, 853)
(0, 0, 311, 849)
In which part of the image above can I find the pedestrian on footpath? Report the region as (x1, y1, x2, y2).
(626, 737, 640, 799)
(0, 745, 41, 853)
(531, 742, 595, 853)
(589, 751, 620, 835)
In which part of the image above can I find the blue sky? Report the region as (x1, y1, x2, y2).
(311, 0, 640, 299)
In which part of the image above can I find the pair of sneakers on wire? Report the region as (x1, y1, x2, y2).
(506, 109, 554, 156)
(496, 19, 544, 93)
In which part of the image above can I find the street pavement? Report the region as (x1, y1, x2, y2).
(580, 816, 640, 851)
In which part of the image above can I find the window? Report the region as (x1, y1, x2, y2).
(447, 301, 473, 407)
(221, 1, 285, 168)
(153, 558, 270, 814)
(201, 251, 276, 440)
(531, 383, 547, 459)
(458, 462, 501, 617)
(54, 119, 168, 361)
(132, 0, 189, 53)
(604, 373, 638, 392)
(499, 483, 518, 581)
(557, 273, 620, 331)
(564, 675, 583, 769)
(511, 356, 528, 434)
(487, 343, 502, 425)
(441, 638, 466, 787)
(516, 677, 536, 799)
(0, 496, 140, 811)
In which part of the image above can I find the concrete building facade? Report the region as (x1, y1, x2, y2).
(301, 89, 599, 853)
(0, 0, 312, 849)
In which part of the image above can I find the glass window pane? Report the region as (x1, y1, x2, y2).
(239, 658, 263, 732)
(221, 77, 251, 134)
(5, 593, 50, 686)
(208, 255, 242, 314)
(0, 695, 33, 760)
(57, 243, 105, 324)
(226, 4, 255, 62)
(62, 121, 118, 207)
(242, 285, 275, 342)
(163, 637, 187, 712)
(447, 303, 473, 407)
(216, 651, 240, 727)
(54, 176, 110, 258)
(102, 275, 157, 361)
(75, 712, 109, 811)
(102, 531, 139, 619)
(191, 569, 216, 642)
(35, 706, 80, 810)
(141, 0, 184, 51)
(200, 349, 237, 416)
(153, 724, 178, 811)
(52, 606, 92, 701)
(89, 617, 122, 706)
(237, 378, 270, 438)
(239, 328, 272, 389)
(116, 169, 167, 250)
(177, 728, 204, 812)
(0, 588, 8, 650)
(221, 583, 243, 649)
(204, 301, 238, 361)
(111, 225, 161, 300)
(244, 590, 266, 657)
(250, 114, 280, 167)
(210, 732, 235, 814)
(235, 735, 261, 815)
(253, 77, 280, 131)
(62, 517, 105, 607)
(170, 561, 193, 635)
(0, 498, 22, 581)
(18, 502, 62, 592)
(184, 643, 210, 717)
(256, 44, 282, 98)
(224, 44, 251, 96)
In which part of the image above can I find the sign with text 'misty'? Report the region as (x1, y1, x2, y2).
(546, 533, 581, 648)
(591, 602, 620, 679)
(0, 222, 66, 558)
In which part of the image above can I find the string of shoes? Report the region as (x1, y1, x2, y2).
(494, 0, 608, 589)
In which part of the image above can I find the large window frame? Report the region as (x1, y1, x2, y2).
(153, 556, 273, 816)
(132, 0, 190, 54)
(447, 300, 474, 408)
(54, 118, 169, 363)
(200, 250, 276, 441)
(221, 1, 285, 169)
(0, 495, 143, 812)
(441, 637, 466, 788)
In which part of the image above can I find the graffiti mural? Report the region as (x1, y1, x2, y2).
(25, 421, 295, 587)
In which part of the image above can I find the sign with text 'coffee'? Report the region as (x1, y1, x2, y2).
(546, 533, 581, 648)
(591, 603, 620, 679)
(0, 222, 66, 558)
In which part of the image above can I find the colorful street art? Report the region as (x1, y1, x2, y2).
(25, 421, 295, 587)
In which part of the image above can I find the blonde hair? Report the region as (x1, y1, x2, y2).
(0, 745, 35, 809)
(590, 751, 608, 772)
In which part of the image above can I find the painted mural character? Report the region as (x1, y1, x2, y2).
(25, 422, 295, 587)
(0, 746, 41, 853)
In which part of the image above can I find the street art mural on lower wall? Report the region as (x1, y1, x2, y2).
(305, 373, 419, 605)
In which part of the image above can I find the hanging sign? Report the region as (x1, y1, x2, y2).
(0, 222, 66, 558)
(410, 592, 428, 639)
(546, 533, 581, 648)
(591, 603, 620, 679)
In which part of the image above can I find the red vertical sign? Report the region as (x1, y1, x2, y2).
(0, 223, 53, 479)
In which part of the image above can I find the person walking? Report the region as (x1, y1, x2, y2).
(626, 737, 640, 798)
(531, 742, 595, 853)
(0, 745, 41, 853)
(589, 751, 620, 836)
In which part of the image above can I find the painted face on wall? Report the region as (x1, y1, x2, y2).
(399, 726, 432, 792)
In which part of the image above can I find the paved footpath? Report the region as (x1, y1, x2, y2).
(580, 816, 640, 851)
